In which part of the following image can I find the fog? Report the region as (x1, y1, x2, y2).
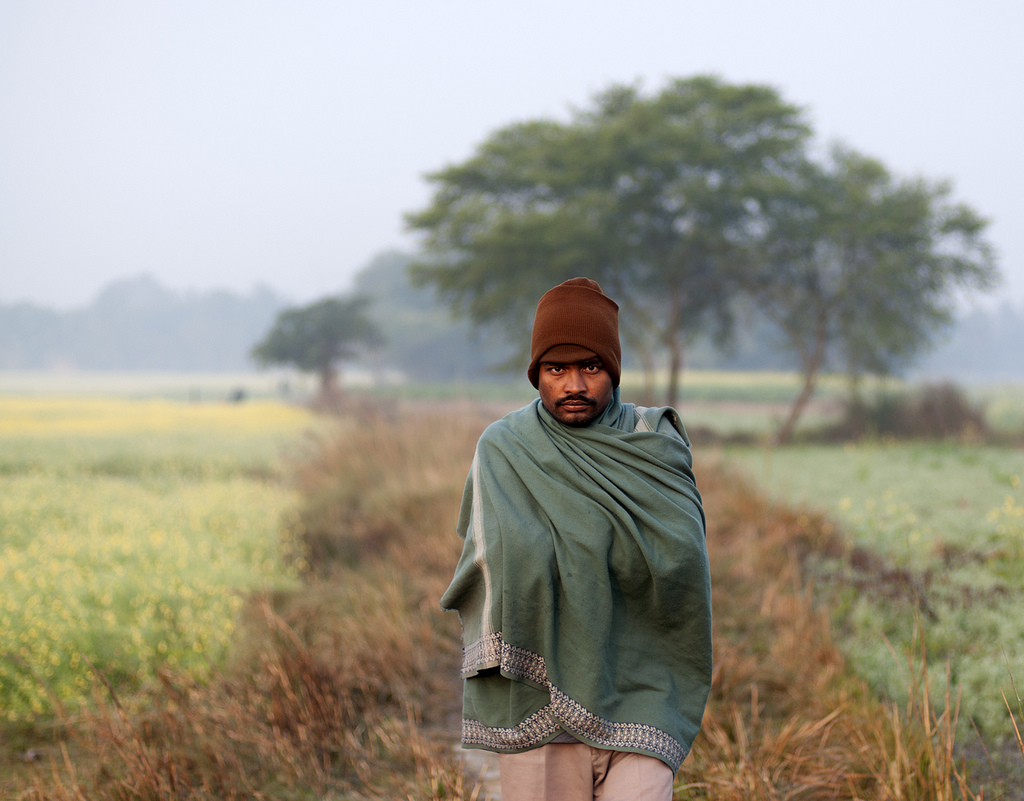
(2, 0, 1022, 310)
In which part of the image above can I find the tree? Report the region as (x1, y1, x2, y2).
(251, 295, 384, 397)
(747, 145, 997, 444)
(408, 75, 810, 406)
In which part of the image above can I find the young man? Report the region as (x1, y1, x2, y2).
(441, 277, 712, 801)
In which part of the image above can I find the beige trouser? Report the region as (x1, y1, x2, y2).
(498, 743, 674, 801)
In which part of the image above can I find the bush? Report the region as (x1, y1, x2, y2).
(835, 382, 987, 440)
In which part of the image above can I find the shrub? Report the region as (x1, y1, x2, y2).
(835, 382, 987, 440)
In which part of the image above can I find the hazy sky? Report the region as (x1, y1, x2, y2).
(2, 0, 1022, 310)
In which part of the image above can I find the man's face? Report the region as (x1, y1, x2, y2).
(537, 357, 614, 427)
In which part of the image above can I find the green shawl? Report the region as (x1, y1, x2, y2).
(440, 391, 711, 771)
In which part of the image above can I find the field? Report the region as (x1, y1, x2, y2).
(3, 371, 1023, 798)
(0, 394, 317, 722)
(727, 441, 1024, 741)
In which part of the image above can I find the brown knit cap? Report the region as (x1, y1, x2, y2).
(528, 277, 621, 388)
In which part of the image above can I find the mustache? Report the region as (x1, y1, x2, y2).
(555, 394, 596, 408)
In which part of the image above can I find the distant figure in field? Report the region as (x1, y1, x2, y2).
(441, 277, 712, 801)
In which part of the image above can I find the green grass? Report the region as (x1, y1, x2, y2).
(726, 440, 1024, 739)
(0, 397, 317, 722)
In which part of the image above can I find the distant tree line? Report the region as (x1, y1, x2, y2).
(3, 258, 1023, 386)
(0, 275, 287, 371)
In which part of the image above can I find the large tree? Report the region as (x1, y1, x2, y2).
(408, 76, 810, 405)
(251, 295, 383, 397)
(748, 145, 997, 444)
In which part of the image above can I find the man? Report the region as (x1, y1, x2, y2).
(441, 277, 712, 800)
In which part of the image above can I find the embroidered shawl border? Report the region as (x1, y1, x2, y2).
(461, 632, 547, 686)
(460, 632, 686, 770)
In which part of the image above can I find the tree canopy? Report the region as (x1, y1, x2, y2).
(408, 74, 998, 428)
(408, 75, 810, 406)
(251, 295, 383, 396)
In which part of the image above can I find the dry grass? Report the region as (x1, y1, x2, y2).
(678, 462, 984, 800)
(1005, 670, 1024, 767)
(11, 401, 1012, 799)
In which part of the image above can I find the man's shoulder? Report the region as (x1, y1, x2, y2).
(632, 404, 689, 444)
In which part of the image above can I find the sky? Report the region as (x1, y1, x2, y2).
(2, 0, 1022, 311)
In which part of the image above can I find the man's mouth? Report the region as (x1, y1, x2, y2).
(556, 396, 596, 410)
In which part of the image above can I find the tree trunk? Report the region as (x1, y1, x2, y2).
(846, 361, 871, 407)
(663, 295, 685, 409)
(315, 364, 345, 412)
(775, 363, 820, 446)
(775, 314, 827, 445)
(620, 312, 658, 406)
(318, 364, 339, 396)
(665, 337, 684, 409)
(638, 345, 657, 407)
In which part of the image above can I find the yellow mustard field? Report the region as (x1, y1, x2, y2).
(0, 396, 316, 721)
(0, 396, 308, 436)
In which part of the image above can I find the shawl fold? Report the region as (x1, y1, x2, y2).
(440, 392, 712, 771)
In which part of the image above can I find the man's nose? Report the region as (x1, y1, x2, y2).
(563, 368, 587, 393)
